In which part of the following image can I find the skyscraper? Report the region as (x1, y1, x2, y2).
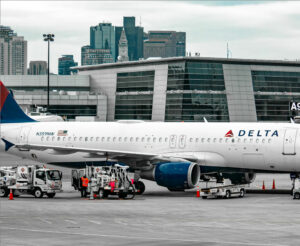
(115, 17, 143, 61)
(117, 29, 129, 62)
(28, 61, 47, 75)
(90, 23, 115, 60)
(58, 55, 78, 75)
(81, 23, 115, 65)
(0, 25, 27, 75)
(143, 31, 186, 59)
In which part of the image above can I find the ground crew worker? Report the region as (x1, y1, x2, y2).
(81, 175, 89, 197)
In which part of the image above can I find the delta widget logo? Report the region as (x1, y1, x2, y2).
(225, 130, 234, 137)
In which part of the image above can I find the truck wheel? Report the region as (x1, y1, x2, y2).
(225, 190, 231, 199)
(46, 193, 56, 198)
(0, 188, 9, 197)
(103, 190, 109, 198)
(134, 181, 145, 195)
(294, 192, 300, 199)
(34, 188, 43, 198)
(118, 192, 128, 199)
(239, 189, 245, 198)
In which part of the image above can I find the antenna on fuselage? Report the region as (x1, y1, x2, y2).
(291, 118, 295, 124)
(203, 117, 208, 123)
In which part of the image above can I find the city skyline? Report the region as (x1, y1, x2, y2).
(2, 1, 300, 73)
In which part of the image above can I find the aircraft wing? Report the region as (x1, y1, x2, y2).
(13, 142, 225, 167)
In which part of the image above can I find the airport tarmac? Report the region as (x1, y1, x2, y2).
(1, 153, 300, 246)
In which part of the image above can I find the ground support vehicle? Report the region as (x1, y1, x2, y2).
(71, 164, 135, 199)
(292, 178, 300, 199)
(0, 167, 17, 197)
(200, 179, 246, 199)
(0, 165, 62, 198)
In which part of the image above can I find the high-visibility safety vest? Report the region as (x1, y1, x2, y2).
(81, 177, 89, 187)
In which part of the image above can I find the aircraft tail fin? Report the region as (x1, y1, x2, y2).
(0, 81, 36, 124)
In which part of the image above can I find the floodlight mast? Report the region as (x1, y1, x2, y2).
(43, 34, 55, 110)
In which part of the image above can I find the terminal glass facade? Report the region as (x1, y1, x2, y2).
(115, 94, 153, 120)
(115, 70, 155, 120)
(252, 71, 300, 121)
(116, 71, 155, 92)
(46, 105, 97, 120)
(165, 61, 229, 121)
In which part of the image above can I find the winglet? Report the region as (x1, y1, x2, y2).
(1, 138, 15, 151)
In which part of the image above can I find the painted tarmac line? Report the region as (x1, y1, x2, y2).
(64, 220, 77, 225)
(88, 220, 102, 225)
(0, 227, 287, 246)
(39, 219, 52, 224)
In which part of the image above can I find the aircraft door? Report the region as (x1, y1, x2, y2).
(19, 127, 31, 144)
(178, 135, 186, 149)
(283, 128, 298, 155)
(169, 135, 177, 148)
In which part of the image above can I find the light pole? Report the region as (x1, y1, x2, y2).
(43, 34, 54, 110)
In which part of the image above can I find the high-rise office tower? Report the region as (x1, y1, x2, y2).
(115, 17, 143, 61)
(81, 23, 115, 65)
(143, 31, 186, 59)
(90, 23, 115, 60)
(117, 29, 129, 62)
(58, 55, 78, 75)
(28, 61, 47, 75)
(0, 25, 27, 75)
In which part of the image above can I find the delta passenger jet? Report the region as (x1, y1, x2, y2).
(0, 81, 299, 193)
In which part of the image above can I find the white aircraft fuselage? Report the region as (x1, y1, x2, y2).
(1, 121, 299, 173)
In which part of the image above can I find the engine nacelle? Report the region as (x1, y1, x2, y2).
(222, 172, 256, 185)
(140, 162, 200, 190)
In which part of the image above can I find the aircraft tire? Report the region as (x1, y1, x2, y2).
(134, 181, 145, 195)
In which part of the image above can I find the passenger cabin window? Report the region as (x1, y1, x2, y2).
(90, 137, 94, 141)
(118, 137, 122, 142)
(207, 138, 210, 143)
(130, 137, 133, 142)
(74, 137, 77, 141)
(196, 138, 199, 143)
(201, 138, 205, 143)
(159, 137, 162, 143)
(231, 139, 235, 143)
(165, 137, 168, 142)
(102, 137, 105, 142)
(141, 137, 145, 142)
(68, 137, 71, 141)
(113, 137, 116, 142)
(96, 137, 99, 141)
(57, 137, 60, 141)
(63, 137, 66, 141)
(189, 138, 193, 143)
(256, 139, 259, 143)
(262, 139, 265, 143)
(153, 137, 156, 143)
(85, 137, 88, 142)
(219, 138, 223, 143)
(268, 139, 272, 143)
(124, 137, 127, 142)
(41, 137, 44, 141)
(136, 137, 139, 142)
(147, 137, 151, 142)
(79, 137, 83, 141)
(213, 138, 216, 143)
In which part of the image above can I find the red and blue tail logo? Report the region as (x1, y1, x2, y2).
(225, 130, 234, 137)
(0, 81, 35, 124)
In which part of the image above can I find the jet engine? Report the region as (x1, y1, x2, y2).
(222, 172, 256, 185)
(140, 162, 200, 190)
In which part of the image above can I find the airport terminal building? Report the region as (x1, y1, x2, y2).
(1, 57, 300, 122)
(75, 57, 300, 122)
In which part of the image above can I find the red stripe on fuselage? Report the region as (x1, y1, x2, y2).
(0, 81, 9, 111)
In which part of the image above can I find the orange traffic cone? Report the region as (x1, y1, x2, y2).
(196, 186, 200, 197)
(272, 179, 276, 190)
(262, 181, 266, 190)
(9, 189, 14, 200)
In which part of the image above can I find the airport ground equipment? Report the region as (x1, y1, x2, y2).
(72, 165, 135, 199)
(200, 179, 246, 199)
(292, 178, 300, 199)
(0, 165, 62, 198)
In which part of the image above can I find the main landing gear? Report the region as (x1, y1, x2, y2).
(134, 180, 145, 195)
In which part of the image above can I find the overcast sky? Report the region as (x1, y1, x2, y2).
(2, 0, 300, 73)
